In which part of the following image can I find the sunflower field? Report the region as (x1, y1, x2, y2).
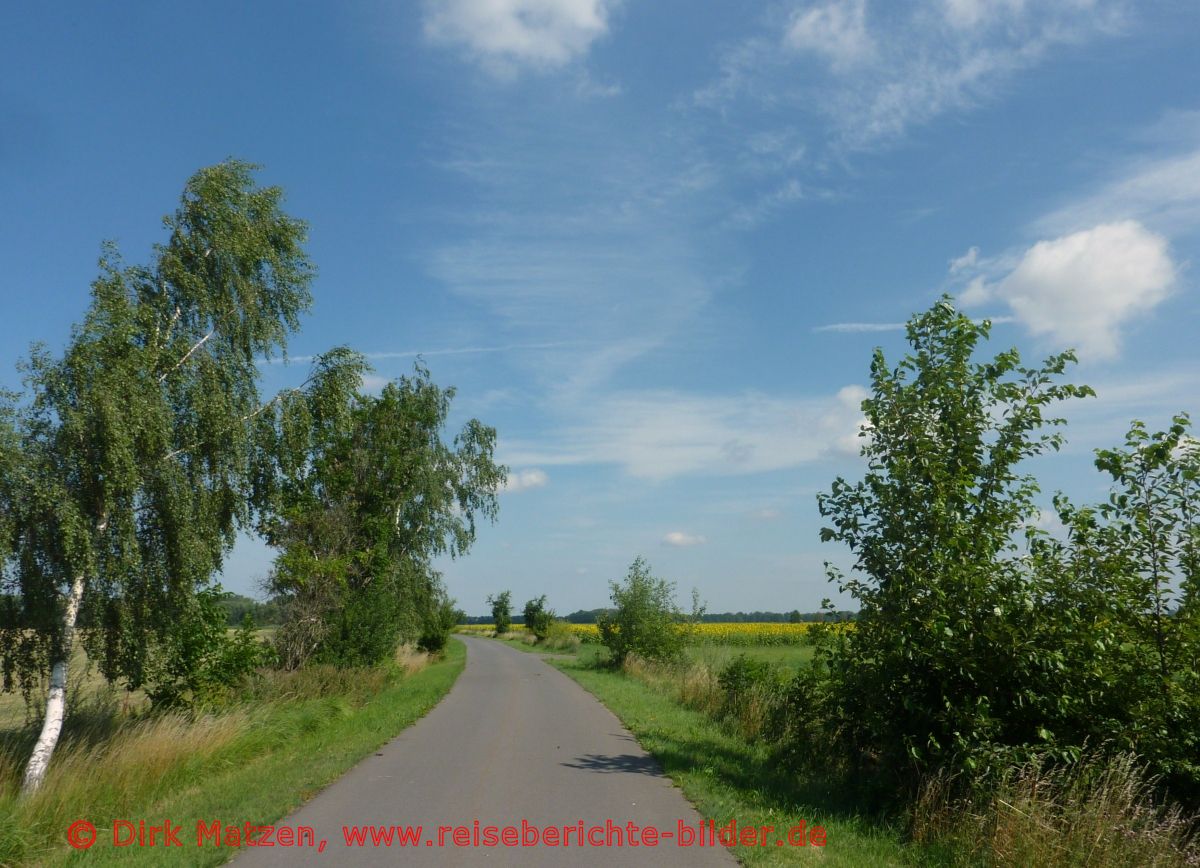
(457, 621, 832, 645)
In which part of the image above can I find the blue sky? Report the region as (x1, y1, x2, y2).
(2, 1, 1198, 615)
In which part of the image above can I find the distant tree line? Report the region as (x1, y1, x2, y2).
(216, 593, 283, 627)
(458, 608, 853, 624)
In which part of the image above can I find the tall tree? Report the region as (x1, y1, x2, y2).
(259, 364, 506, 667)
(0, 160, 329, 793)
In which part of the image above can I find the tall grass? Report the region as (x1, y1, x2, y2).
(0, 648, 443, 866)
(913, 752, 1200, 867)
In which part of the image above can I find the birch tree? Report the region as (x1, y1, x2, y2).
(0, 160, 327, 793)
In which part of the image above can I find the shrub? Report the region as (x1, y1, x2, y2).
(418, 597, 461, 653)
(312, 579, 404, 668)
(716, 655, 788, 741)
(523, 595, 554, 642)
(487, 591, 512, 635)
(141, 593, 272, 707)
(541, 620, 581, 652)
(596, 558, 702, 666)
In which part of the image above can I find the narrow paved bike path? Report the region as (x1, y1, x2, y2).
(233, 636, 735, 866)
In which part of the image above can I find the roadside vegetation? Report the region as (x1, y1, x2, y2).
(0, 641, 465, 866)
(493, 299, 1200, 866)
(0, 162, 499, 863)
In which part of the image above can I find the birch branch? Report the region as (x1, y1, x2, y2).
(158, 328, 214, 383)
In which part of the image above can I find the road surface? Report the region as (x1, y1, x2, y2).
(233, 636, 735, 866)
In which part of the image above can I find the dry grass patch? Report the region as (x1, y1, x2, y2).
(395, 643, 430, 675)
(913, 752, 1200, 867)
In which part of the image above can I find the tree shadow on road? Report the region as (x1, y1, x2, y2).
(560, 752, 662, 776)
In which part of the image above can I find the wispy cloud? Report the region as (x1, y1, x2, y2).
(363, 342, 579, 361)
(813, 321, 905, 333)
(421, 91, 724, 406)
(500, 384, 868, 480)
(1060, 367, 1200, 451)
(696, 0, 1128, 153)
(784, 0, 875, 73)
(1036, 142, 1200, 236)
(663, 531, 706, 547)
(264, 341, 578, 365)
(725, 178, 806, 228)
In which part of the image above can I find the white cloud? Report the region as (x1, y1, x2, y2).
(1037, 147, 1200, 236)
(663, 531, 706, 547)
(964, 221, 1176, 361)
(500, 385, 869, 480)
(726, 178, 806, 228)
(1061, 367, 1200, 451)
(359, 373, 390, 393)
(785, 0, 875, 72)
(813, 321, 905, 333)
(502, 468, 549, 493)
(1031, 508, 1066, 536)
(949, 246, 979, 274)
(754, 508, 782, 520)
(699, 0, 1126, 151)
(423, 0, 615, 74)
(959, 275, 991, 307)
(942, 0, 1032, 31)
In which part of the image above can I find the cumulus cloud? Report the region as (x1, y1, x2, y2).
(1031, 508, 1066, 536)
(663, 531, 706, 547)
(963, 221, 1176, 361)
(785, 0, 875, 72)
(423, 0, 615, 73)
(502, 468, 549, 493)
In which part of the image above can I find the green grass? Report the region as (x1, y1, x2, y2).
(490, 634, 579, 656)
(684, 643, 814, 669)
(548, 653, 923, 866)
(0, 640, 466, 866)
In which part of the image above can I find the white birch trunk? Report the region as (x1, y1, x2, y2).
(20, 571, 85, 796)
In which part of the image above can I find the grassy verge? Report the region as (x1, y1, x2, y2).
(0, 639, 466, 866)
(548, 652, 920, 867)
(482, 633, 814, 669)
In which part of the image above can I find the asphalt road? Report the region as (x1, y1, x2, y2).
(233, 636, 735, 866)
